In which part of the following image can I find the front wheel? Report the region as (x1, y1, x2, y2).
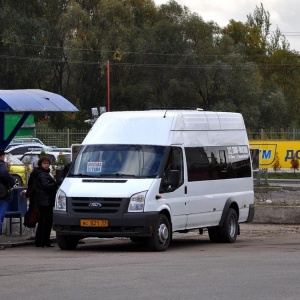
(130, 237, 147, 244)
(57, 234, 80, 250)
(208, 227, 221, 243)
(147, 214, 171, 252)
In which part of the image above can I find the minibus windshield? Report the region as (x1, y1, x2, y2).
(69, 144, 166, 178)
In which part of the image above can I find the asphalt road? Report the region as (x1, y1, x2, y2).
(1, 223, 300, 300)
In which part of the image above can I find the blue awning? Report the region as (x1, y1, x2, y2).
(0, 89, 79, 112)
(0, 89, 79, 149)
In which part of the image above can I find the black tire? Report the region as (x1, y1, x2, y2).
(57, 234, 80, 250)
(208, 227, 221, 243)
(147, 214, 171, 252)
(219, 208, 238, 243)
(12, 175, 23, 187)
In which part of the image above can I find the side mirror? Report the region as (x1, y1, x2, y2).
(160, 169, 181, 193)
(163, 170, 180, 187)
(169, 170, 180, 186)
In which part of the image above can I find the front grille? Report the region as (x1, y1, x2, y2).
(70, 197, 125, 214)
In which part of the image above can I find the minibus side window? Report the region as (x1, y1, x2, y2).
(185, 147, 210, 181)
(219, 150, 228, 178)
(185, 146, 251, 181)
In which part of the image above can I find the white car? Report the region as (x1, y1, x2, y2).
(5, 143, 54, 159)
(10, 137, 45, 145)
(20, 150, 71, 169)
(5, 137, 46, 150)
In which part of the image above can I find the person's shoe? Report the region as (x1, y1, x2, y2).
(45, 244, 55, 248)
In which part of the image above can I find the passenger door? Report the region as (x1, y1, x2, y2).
(159, 147, 188, 231)
(184, 147, 215, 228)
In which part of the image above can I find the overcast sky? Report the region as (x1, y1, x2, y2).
(153, 0, 300, 52)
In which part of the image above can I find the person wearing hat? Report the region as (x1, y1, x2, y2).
(0, 149, 16, 234)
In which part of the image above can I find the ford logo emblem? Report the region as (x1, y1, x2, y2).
(89, 203, 102, 208)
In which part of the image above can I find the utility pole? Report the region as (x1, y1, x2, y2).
(107, 60, 110, 112)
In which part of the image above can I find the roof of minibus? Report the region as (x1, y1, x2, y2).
(82, 110, 246, 146)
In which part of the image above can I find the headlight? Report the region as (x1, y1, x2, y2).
(128, 191, 146, 212)
(55, 189, 67, 211)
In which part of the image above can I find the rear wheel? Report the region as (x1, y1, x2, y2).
(57, 234, 80, 250)
(147, 214, 171, 252)
(208, 227, 221, 243)
(219, 208, 238, 243)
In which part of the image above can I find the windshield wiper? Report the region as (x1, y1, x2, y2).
(69, 173, 140, 178)
(115, 173, 140, 178)
(70, 173, 94, 178)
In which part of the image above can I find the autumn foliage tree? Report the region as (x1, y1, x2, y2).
(290, 155, 299, 174)
(272, 152, 281, 173)
(0, 1, 299, 131)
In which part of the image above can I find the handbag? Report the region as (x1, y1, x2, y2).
(24, 207, 40, 228)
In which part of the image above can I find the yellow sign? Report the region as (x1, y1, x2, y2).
(250, 140, 300, 169)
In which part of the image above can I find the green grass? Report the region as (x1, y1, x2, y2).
(267, 172, 300, 179)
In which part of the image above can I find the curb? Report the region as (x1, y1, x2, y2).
(253, 206, 300, 224)
(0, 237, 57, 248)
(0, 239, 35, 248)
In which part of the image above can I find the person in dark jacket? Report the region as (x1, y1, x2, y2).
(0, 149, 16, 233)
(34, 156, 58, 247)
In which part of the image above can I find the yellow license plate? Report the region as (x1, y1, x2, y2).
(80, 219, 108, 227)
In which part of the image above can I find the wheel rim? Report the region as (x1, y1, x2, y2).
(229, 215, 236, 237)
(13, 176, 20, 187)
(158, 223, 169, 245)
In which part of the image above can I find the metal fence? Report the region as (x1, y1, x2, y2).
(34, 128, 300, 148)
(35, 129, 89, 148)
(247, 129, 300, 140)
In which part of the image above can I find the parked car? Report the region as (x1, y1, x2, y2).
(5, 137, 46, 150)
(5, 143, 24, 150)
(10, 137, 45, 145)
(50, 147, 71, 153)
(20, 150, 71, 170)
(5, 143, 54, 159)
(4, 152, 32, 186)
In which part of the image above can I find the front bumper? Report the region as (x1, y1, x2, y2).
(53, 211, 159, 238)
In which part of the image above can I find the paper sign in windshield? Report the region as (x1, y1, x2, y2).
(87, 162, 102, 172)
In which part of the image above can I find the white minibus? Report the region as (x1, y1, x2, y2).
(53, 109, 254, 251)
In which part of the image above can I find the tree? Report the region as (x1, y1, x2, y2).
(1, 0, 300, 131)
(290, 155, 299, 174)
(56, 153, 68, 169)
(264, 50, 300, 125)
(272, 152, 281, 173)
(258, 80, 289, 128)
